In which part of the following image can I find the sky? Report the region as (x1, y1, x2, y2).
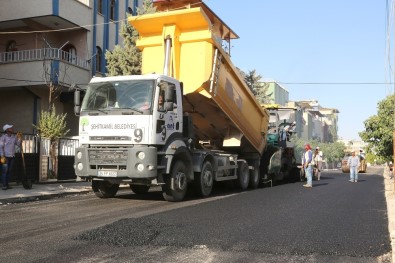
(204, 0, 393, 141)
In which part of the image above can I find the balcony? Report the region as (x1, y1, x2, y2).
(0, 48, 91, 88)
(0, 48, 90, 69)
(0, 0, 91, 30)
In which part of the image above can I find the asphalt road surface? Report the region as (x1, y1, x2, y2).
(0, 167, 391, 263)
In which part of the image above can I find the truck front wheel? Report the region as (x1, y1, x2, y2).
(194, 161, 214, 197)
(236, 161, 249, 191)
(92, 180, 119, 198)
(162, 160, 188, 202)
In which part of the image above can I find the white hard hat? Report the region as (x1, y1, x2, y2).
(316, 146, 320, 150)
(3, 124, 13, 132)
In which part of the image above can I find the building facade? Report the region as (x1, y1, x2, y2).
(0, 0, 141, 136)
(265, 80, 289, 106)
(287, 100, 339, 143)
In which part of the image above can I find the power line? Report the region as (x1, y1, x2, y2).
(0, 77, 44, 83)
(0, 19, 126, 35)
(0, 76, 392, 86)
(274, 82, 394, 85)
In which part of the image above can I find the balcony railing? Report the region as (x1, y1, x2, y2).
(0, 48, 90, 69)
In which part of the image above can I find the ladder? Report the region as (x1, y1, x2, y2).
(209, 48, 222, 96)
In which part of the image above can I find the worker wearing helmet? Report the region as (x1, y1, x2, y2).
(302, 143, 313, 188)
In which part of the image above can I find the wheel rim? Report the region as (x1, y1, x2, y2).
(203, 169, 213, 188)
(175, 171, 187, 191)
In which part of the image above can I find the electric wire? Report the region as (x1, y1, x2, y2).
(0, 1, 392, 89)
(0, 76, 392, 86)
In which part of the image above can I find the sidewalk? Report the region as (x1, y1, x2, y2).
(0, 180, 92, 204)
(384, 168, 395, 263)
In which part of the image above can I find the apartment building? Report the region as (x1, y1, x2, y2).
(289, 100, 339, 143)
(0, 0, 141, 136)
(264, 80, 289, 106)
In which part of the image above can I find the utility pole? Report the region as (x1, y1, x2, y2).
(392, 0, 395, 190)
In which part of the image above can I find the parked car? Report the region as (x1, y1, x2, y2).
(341, 153, 367, 173)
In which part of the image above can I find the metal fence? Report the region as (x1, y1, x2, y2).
(20, 134, 39, 153)
(20, 135, 79, 182)
(39, 137, 79, 156)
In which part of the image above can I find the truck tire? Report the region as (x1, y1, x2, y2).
(130, 184, 150, 194)
(194, 161, 214, 197)
(162, 160, 188, 202)
(92, 180, 119, 198)
(248, 161, 260, 189)
(236, 161, 249, 191)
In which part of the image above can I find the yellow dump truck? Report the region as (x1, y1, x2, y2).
(73, 1, 269, 201)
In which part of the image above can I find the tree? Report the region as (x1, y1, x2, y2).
(33, 107, 70, 178)
(105, 0, 156, 76)
(291, 137, 345, 168)
(359, 94, 394, 161)
(243, 69, 272, 104)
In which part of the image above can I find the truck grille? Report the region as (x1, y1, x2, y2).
(90, 136, 131, 141)
(88, 149, 128, 164)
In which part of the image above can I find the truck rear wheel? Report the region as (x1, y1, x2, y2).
(92, 180, 119, 198)
(162, 160, 188, 202)
(130, 184, 150, 194)
(194, 161, 214, 197)
(236, 161, 249, 191)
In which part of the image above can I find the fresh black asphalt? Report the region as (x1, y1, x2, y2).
(77, 171, 391, 258)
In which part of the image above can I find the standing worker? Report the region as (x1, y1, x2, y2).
(314, 147, 323, 181)
(303, 144, 313, 188)
(347, 150, 360, 183)
(0, 124, 22, 190)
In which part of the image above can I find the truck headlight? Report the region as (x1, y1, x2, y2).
(76, 151, 82, 159)
(136, 163, 144, 172)
(77, 163, 83, 171)
(137, 151, 145, 160)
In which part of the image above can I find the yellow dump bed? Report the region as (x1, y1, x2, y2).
(129, 7, 269, 154)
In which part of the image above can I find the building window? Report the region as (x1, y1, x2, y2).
(96, 46, 103, 73)
(110, 0, 116, 20)
(98, 0, 103, 14)
(62, 44, 77, 64)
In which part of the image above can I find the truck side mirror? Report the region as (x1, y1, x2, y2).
(164, 84, 176, 111)
(165, 84, 175, 102)
(74, 90, 81, 116)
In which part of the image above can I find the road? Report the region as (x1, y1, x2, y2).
(0, 167, 391, 263)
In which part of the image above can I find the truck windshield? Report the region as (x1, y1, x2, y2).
(81, 80, 155, 113)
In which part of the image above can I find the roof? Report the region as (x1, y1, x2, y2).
(153, 0, 239, 40)
(320, 107, 340, 113)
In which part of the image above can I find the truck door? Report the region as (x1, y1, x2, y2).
(155, 80, 181, 143)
